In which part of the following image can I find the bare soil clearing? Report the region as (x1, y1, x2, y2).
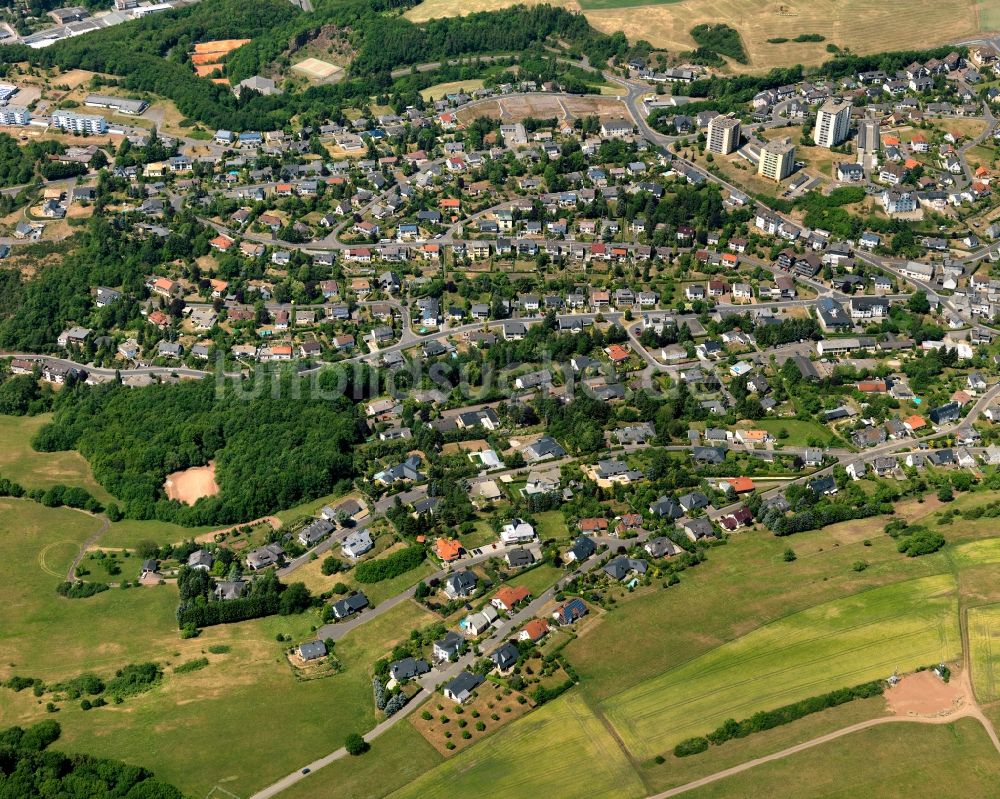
(164, 462, 220, 505)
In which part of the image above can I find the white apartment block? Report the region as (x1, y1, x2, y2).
(0, 106, 30, 126)
(758, 138, 795, 181)
(813, 98, 851, 148)
(51, 111, 107, 135)
(707, 115, 740, 155)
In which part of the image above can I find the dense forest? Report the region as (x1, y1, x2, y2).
(33, 374, 360, 524)
(0, 720, 185, 798)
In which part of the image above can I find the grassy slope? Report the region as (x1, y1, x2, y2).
(388, 692, 645, 799)
(682, 718, 1000, 799)
(602, 573, 960, 759)
(0, 496, 438, 797)
(51, 600, 437, 798)
(0, 413, 115, 503)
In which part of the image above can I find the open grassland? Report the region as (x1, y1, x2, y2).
(23, 600, 437, 798)
(0, 496, 438, 797)
(0, 500, 197, 682)
(388, 692, 645, 799)
(0, 413, 114, 502)
(98, 518, 215, 550)
(969, 604, 1000, 703)
(406, 0, 980, 71)
(682, 718, 1000, 799)
(279, 722, 443, 799)
(602, 574, 960, 759)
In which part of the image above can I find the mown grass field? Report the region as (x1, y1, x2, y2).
(506, 563, 563, 597)
(388, 692, 645, 799)
(0, 499, 194, 682)
(683, 718, 1000, 799)
(602, 574, 960, 759)
(969, 604, 1000, 703)
(0, 413, 114, 503)
(280, 723, 443, 799)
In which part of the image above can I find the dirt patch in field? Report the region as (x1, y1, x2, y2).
(886, 669, 966, 717)
(456, 94, 629, 126)
(164, 462, 220, 505)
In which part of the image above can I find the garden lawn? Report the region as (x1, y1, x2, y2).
(681, 718, 1000, 799)
(506, 563, 562, 597)
(533, 509, 569, 541)
(601, 574, 960, 760)
(757, 418, 839, 447)
(0, 413, 114, 503)
(387, 692, 645, 799)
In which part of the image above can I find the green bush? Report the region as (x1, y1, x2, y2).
(674, 737, 709, 757)
(689, 24, 748, 64)
(174, 657, 209, 674)
(354, 546, 425, 584)
(897, 530, 945, 557)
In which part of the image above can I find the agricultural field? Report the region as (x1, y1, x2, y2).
(641, 694, 889, 793)
(681, 718, 1000, 798)
(0, 413, 114, 503)
(406, 0, 981, 71)
(565, 512, 952, 702)
(387, 692, 645, 799)
(601, 574, 960, 759)
(969, 604, 1000, 703)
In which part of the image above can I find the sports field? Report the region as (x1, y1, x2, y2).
(601, 574, 960, 759)
(388, 692, 645, 799)
(405, 0, 981, 70)
(292, 57, 344, 82)
(969, 603, 1000, 703)
(682, 717, 1000, 799)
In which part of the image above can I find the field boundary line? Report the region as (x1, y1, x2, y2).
(644, 712, 984, 799)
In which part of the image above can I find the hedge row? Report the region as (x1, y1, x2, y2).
(674, 680, 885, 757)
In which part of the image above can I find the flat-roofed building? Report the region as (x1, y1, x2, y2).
(814, 98, 851, 148)
(707, 115, 740, 155)
(758, 137, 795, 181)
